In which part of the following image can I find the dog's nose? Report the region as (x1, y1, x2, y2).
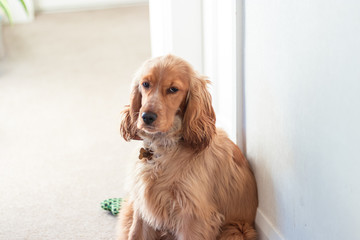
(142, 112, 157, 125)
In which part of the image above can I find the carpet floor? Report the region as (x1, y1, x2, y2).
(0, 5, 150, 240)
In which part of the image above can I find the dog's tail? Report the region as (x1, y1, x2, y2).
(218, 221, 257, 240)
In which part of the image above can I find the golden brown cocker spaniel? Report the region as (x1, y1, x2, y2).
(118, 55, 258, 240)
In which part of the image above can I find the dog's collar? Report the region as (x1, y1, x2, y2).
(139, 148, 153, 160)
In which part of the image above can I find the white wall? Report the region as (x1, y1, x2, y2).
(3, 0, 34, 23)
(244, 1, 360, 239)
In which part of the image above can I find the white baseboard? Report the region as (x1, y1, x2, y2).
(34, 0, 148, 13)
(256, 209, 285, 240)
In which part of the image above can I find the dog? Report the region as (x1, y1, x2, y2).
(118, 55, 258, 240)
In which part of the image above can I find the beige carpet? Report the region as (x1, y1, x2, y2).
(0, 6, 150, 240)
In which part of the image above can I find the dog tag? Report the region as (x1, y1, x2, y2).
(139, 148, 153, 160)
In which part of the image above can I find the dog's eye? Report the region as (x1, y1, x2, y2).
(142, 82, 150, 88)
(168, 87, 178, 94)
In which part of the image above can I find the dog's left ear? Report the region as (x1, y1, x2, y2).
(182, 74, 216, 152)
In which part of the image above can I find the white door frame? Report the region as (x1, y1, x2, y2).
(149, 0, 203, 72)
(149, 0, 243, 150)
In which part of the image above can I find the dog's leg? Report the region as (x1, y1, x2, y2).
(176, 211, 223, 240)
(118, 201, 158, 240)
(117, 201, 135, 240)
(127, 211, 159, 240)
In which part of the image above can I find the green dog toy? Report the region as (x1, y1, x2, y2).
(101, 198, 123, 215)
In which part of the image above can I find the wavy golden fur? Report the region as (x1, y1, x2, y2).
(118, 55, 258, 240)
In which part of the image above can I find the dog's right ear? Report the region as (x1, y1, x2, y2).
(120, 82, 141, 141)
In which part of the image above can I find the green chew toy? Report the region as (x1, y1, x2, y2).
(101, 198, 123, 215)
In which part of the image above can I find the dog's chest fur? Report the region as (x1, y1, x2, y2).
(130, 116, 210, 232)
(132, 147, 186, 231)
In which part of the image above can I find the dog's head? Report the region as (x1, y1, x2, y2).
(120, 55, 216, 152)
